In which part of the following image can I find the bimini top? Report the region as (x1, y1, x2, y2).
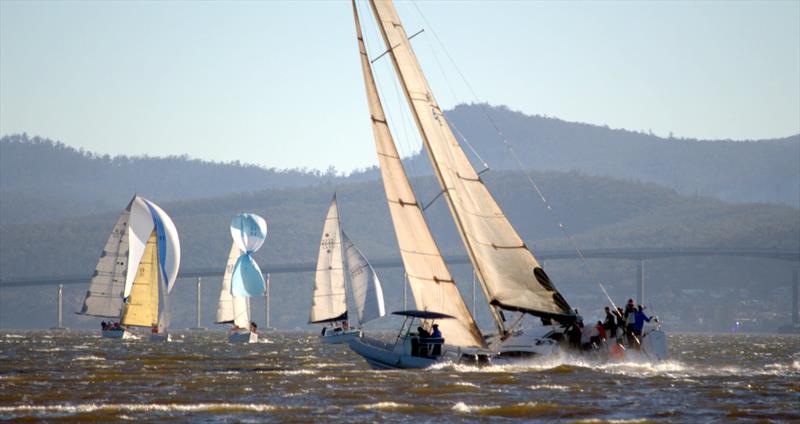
(392, 310, 455, 320)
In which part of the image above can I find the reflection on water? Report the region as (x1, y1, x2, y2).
(0, 331, 797, 422)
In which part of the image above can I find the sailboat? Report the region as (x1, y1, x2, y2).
(216, 243, 258, 343)
(346, 1, 487, 369)
(349, 0, 666, 362)
(309, 195, 386, 344)
(78, 195, 181, 341)
(219, 212, 268, 343)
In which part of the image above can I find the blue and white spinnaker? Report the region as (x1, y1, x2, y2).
(230, 213, 268, 297)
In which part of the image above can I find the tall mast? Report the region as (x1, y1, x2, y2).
(367, 0, 574, 334)
(351, 0, 484, 348)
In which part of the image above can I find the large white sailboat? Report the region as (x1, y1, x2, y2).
(309, 195, 386, 344)
(350, 0, 666, 362)
(216, 243, 258, 343)
(346, 1, 487, 369)
(78, 195, 181, 341)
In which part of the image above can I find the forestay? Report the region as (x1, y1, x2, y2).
(352, 0, 485, 348)
(368, 0, 573, 325)
(309, 196, 348, 324)
(342, 231, 385, 325)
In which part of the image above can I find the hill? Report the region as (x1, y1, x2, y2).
(1, 169, 797, 331)
(2, 104, 798, 225)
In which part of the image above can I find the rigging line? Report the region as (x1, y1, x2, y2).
(409, 0, 489, 172)
(409, 0, 608, 297)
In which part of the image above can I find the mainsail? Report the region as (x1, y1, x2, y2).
(367, 0, 574, 330)
(78, 200, 132, 318)
(342, 231, 385, 325)
(216, 242, 252, 329)
(309, 195, 348, 324)
(352, 0, 485, 348)
(121, 231, 160, 327)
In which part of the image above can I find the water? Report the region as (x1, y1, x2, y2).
(0, 331, 798, 422)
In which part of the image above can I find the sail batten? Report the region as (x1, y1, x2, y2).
(352, 0, 485, 348)
(309, 196, 348, 324)
(367, 0, 574, 328)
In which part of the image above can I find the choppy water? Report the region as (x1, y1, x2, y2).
(0, 331, 798, 423)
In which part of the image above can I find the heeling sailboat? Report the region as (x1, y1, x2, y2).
(347, 0, 487, 369)
(365, 0, 667, 360)
(78, 195, 180, 341)
(216, 243, 257, 343)
(310, 195, 386, 344)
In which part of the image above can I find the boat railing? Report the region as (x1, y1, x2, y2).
(411, 336, 445, 358)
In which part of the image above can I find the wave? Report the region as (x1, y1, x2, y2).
(0, 403, 278, 415)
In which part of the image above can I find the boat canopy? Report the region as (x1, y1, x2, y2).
(391, 310, 455, 320)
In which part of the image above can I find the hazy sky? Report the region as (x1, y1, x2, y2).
(1, 0, 798, 173)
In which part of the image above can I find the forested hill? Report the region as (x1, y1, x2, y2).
(435, 104, 800, 207)
(1, 169, 797, 329)
(2, 104, 798, 224)
(0, 134, 354, 224)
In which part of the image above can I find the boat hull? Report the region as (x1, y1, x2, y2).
(149, 333, 171, 342)
(348, 336, 442, 369)
(228, 331, 258, 343)
(101, 329, 134, 339)
(320, 329, 360, 344)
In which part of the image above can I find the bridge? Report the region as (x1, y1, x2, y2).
(2, 247, 798, 329)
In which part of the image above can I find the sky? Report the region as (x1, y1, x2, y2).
(1, 0, 798, 173)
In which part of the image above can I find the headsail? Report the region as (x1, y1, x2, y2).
(352, 0, 485, 348)
(367, 0, 574, 329)
(78, 199, 132, 318)
(342, 231, 385, 325)
(121, 230, 160, 327)
(216, 242, 252, 328)
(309, 195, 348, 324)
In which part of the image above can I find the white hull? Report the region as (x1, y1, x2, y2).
(101, 329, 134, 339)
(488, 326, 668, 363)
(348, 336, 444, 369)
(320, 329, 360, 344)
(229, 330, 258, 343)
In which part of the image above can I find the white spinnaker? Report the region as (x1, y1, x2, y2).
(368, 0, 573, 324)
(342, 231, 385, 325)
(352, 0, 485, 348)
(143, 198, 181, 294)
(78, 200, 132, 317)
(309, 196, 348, 323)
(216, 242, 251, 328)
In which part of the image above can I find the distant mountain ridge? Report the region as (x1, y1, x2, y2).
(2, 103, 797, 225)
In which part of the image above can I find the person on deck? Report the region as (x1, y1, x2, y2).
(592, 321, 606, 346)
(603, 307, 616, 335)
(633, 305, 652, 339)
(430, 324, 442, 338)
(624, 299, 637, 346)
(417, 326, 430, 338)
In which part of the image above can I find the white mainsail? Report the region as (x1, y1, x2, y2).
(367, 0, 574, 330)
(78, 200, 132, 318)
(309, 195, 348, 324)
(216, 242, 251, 329)
(352, 0, 485, 348)
(342, 231, 385, 325)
